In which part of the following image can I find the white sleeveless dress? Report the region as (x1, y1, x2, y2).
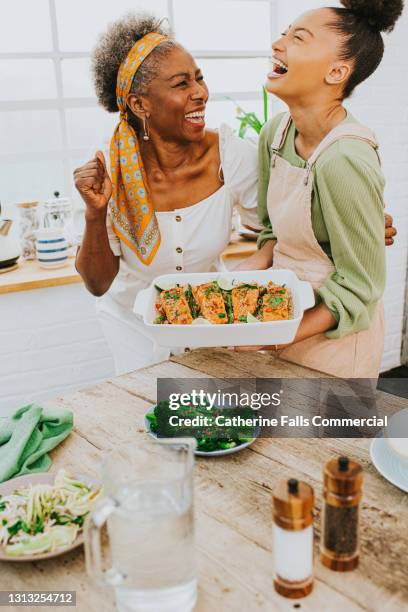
(95, 124, 260, 374)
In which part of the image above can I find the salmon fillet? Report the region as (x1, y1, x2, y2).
(192, 282, 228, 324)
(160, 286, 193, 325)
(261, 283, 292, 321)
(231, 285, 259, 321)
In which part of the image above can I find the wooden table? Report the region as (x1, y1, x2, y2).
(2, 349, 408, 611)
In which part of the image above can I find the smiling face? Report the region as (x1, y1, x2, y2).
(128, 46, 209, 144)
(265, 8, 352, 104)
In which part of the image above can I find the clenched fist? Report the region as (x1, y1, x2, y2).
(74, 151, 112, 215)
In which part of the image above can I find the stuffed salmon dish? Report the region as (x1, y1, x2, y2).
(153, 279, 293, 325)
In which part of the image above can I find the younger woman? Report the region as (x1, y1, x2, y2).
(238, 0, 404, 377)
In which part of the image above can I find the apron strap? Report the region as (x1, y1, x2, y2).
(307, 122, 380, 167)
(271, 112, 292, 151)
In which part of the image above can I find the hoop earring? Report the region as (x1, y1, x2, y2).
(143, 117, 150, 141)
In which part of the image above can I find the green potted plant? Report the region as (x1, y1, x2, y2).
(233, 86, 269, 137)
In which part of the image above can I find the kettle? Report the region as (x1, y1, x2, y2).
(0, 203, 20, 270)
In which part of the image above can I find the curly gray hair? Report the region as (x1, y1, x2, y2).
(91, 12, 178, 113)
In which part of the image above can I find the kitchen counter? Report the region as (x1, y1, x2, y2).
(2, 348, 407, 611)
(0, 234, 257, 295)
(0, 258, 82, 295)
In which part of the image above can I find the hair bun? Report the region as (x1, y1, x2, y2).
(341, 0, 404, 32)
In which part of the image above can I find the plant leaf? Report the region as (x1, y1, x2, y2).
(263, 86, 269, 123)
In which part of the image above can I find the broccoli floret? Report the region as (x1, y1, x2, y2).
(218, 441, 237, 450)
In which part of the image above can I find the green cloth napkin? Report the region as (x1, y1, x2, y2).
(0, 404, 73, 483)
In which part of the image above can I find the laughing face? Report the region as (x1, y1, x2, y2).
(265, 8, 351, 103)
(129, 46, 209, 144)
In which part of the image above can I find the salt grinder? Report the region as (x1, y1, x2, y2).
(272, 478, 314, 599)
(320, 456, 363, 571)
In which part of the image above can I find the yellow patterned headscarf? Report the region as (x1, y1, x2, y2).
(109, 32, 167, 265)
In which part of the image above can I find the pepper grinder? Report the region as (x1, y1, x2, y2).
(272, 478, 314, 599)
(320, 456, 363, 571)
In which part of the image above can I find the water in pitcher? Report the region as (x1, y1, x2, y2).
(107, 480, 196, 612)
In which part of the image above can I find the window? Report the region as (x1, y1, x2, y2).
(0, 0, 277, 209)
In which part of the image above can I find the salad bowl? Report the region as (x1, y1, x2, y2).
(0, 472, 99, 562)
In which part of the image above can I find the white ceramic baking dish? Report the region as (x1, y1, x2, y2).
(133, 270, 315, 348)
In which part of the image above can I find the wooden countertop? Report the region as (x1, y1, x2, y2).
(2, 349, 407, 611)
(0, 258, 82, 295)
(0, 234, 257, 295)
(222, 232, 258, 259)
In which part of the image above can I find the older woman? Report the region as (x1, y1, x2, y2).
(74, 15, 260, 374)
(237, 0, 403, 377)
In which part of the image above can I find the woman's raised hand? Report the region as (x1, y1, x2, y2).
(74, 151, 112, 217)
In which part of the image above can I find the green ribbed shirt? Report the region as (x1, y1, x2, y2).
(257, 112, 386, 339)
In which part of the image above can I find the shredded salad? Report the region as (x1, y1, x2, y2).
(0, 470, 102, 557)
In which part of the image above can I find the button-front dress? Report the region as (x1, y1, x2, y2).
(96, 124, 260, 374)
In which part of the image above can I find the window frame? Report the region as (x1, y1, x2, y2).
(0, 0, 278, 201)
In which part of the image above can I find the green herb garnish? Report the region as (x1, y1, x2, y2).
(204, 282, 221, 298)
(164, 291, 180, 300)
(51, 513, 71, 525)
(21, 521, 31, 534)
(7, 520, 24, 537)
(154, 315, 166, 324)
(267, 296, 285, 308)
(33, 516, 44, 534)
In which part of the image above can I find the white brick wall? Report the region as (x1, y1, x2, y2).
(0, 284, 114, 416)
(275, 1, 408, 371)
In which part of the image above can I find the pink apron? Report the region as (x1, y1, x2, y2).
(267, 113, 384, 378)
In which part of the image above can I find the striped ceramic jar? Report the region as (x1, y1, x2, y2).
(35, 228, 68, 268)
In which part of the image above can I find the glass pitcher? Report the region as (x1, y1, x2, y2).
(84, 436, 197, 612)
